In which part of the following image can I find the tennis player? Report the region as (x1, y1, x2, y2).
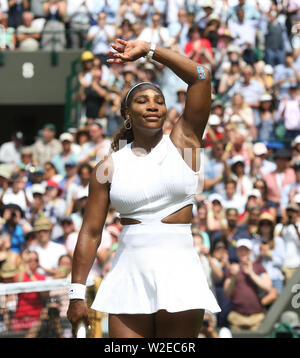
(67, 39, 220, 338)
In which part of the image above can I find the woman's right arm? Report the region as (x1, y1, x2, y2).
(67, 158, 112, 336)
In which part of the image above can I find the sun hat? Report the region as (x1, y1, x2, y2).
(33, 216, 52, 232)
(236, 238, 253, 250)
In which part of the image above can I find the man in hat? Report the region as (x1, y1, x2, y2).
(275, 203, 300, 282)
(224, 238, 272, 331)
(264, 149, 296, 207)
(0, 131, 23, 168)
(251, 142, 276, 177)
(32, 124, 62, 166)
(52, 132, 79, 177)
(30, 216, 67, 278)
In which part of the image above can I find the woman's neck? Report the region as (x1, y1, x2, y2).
(131, 130, 163, 154)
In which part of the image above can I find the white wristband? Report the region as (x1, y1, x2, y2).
(146, 41, 156, 61)
(69, 283, 86, 300)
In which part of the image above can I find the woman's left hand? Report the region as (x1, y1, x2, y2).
(107, 39, 149, 64)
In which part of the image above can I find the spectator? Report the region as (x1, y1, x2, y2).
(229, 155, 253, 199)
(253, 179, 277, 219)
(86, 11, 115, 64)
(168, 8, 190, 53)
(0, 12, 16, 49)
(263, 149, 296, 210)
(94, 0, 119, 25)
(263, 6, 286, 67)
(204, 142, 229, 197)
(224, 239, 272, 331)
(52, 133, 78, 178)
(117, 0, 141, 26)
(193, 230, 223, 295)
(41, 0, 66, 51)
(197, 0, 214, 31)
(222, 178, 246, 215)
(212, 207, 249, 264)
(211, 237, 232, 328)
(252, 212, 285, 294)
(228, 7, 258, 65)
(11, 250, 46, 332)
(224, 93, 255, 140)
(204, 114, 223, 148)
(206, 194, 226, 233)
(66, 0, 93, 49)
(30, 216, 67, 278)
(78, 122, 111, 165)
(254, 93, 276, 142)
(0, 131, 23, 169)
(251, 142, 276, 179)
(1, 174, 29, 212)
(277, 83, 300, 138)
(78, 51, 95, 88)
(281, 161, 300, 215)
(198, 311, 220, 338)
(16, 11, 41, 50)
(273, 52, 300, 100)
(275, 203, 300, 283)
(203, 13, 221, 49)
(43, 161, 61, 183)
(217, 47, 243, 103)
(32, 123, 62, 167)
(139, 0, 166, 26)
(116, 18, 135, 42)
(184, 25, 215, 71)
(44, 179, 66, 226)
(52, 216, 75, 245)
(8, 0, 29, 28)
(137, 12, 170, 47)
(13, 146, 34, 174)
(232, 65, 265, 110)
(65, 163, 91, 217)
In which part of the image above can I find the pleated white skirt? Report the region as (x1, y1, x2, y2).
(91, 223, 221, 314)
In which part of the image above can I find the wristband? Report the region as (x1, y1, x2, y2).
(207, 211, 214, 218)
(146, 41, 156, 61)
(69, 283, 86, 300)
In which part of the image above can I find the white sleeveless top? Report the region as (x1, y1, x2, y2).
(109, 134, 200, 224)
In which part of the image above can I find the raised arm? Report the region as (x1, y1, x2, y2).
(107, 39, 211, 170)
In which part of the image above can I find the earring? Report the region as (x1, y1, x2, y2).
(124, 118, 132, 130)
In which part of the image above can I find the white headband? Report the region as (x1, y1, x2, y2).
(124, 82, 158, 106)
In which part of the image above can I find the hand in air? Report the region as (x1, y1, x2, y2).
(107, 39, 148, 64)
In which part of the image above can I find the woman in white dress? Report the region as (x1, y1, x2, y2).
(67, 39, 220, 338)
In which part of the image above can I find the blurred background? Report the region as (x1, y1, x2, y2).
(0, 0, 300, 339)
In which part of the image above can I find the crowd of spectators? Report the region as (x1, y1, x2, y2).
(1, 0, 300, 338)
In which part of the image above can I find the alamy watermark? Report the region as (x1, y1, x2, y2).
(291, 284, 300, 309)
(95, 138, 206, 195)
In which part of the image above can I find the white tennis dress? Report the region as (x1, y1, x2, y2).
(91, 134, 221, 314)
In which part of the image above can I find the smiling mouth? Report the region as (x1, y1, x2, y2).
(144, 115, 161, 120)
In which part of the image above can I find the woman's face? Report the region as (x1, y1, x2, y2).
(127, 89, 167, 132)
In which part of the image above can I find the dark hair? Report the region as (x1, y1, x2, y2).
(45, 162, 57, 174)
(78, 163, 93, 176)
(58, 254, 72, 265)
(225, 178, 237, 187)
(254, 179, 268, 202)
(111, 82, 164, 152)
(226, 207, 238, 215)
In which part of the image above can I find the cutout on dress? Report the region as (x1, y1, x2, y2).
(161, 204, 193, 224)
